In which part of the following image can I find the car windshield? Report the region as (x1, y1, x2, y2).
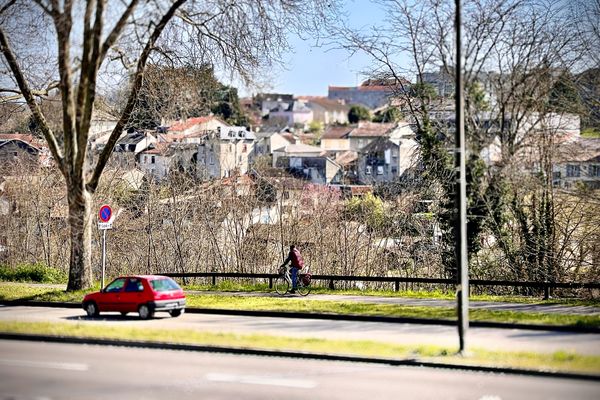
(150, 278, 181, 292)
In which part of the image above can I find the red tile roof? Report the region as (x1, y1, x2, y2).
(349, 122, 394, 137)
(168, 116, 224, 132)
(0, 133, 44, 148)
(323, 126, 354, 139)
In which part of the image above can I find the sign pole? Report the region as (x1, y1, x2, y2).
(98, 204, 112, 289)
(102, 228, 106, 289)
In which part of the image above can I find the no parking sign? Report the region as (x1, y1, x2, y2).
(98, 204, 112, 229)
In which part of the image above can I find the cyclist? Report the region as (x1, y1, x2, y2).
(279, 244, 304, 293)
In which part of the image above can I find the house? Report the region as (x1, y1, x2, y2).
(321, 125, 354, 152)
(304, 97, 350, 125)
(115, 130, 157, 154)
(254, 126, 294, 157)
(89, 108, 119, 137)
(272, 143, 342, 184)
(356, 136, 419, 184)
(167, 116, 230, 137)
(348, 122, 397, 151)
(0, 133, 46, 168)
(552, 138, 600, 189)
(322, 120, 415, 155)
(268, 100, 314, 127)
(333, 150, 359, 184)
(195, 126, 256, 179)
(272, 142, 323, 167)
(328, 78, 409, 109)
(138, 142, 198, 180)
(422, 66, 455, 98)
(256, 93, 294, 117)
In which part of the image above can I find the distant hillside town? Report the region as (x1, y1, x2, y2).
(2, 72, 598, 191)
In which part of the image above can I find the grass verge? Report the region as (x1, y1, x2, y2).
(185, 295, 600, 328)
(1, 282, 599, 328)
(184, 281, 600, 307)
(0, 320, 598, 375)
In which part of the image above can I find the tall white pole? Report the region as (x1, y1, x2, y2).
(455, 0, 469, 353)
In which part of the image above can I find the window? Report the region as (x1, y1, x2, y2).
(150, 278, 181, 292)
(566, 164, 580, 177)
(151, 156, 155, 164)
(590, 165, 600, 177)
(391, 167, 398, 175)
(105, 278, 126, 293)
(366, 165, 372, 175)
(125, 278, 144, 292)
(553, 171, 561, 179)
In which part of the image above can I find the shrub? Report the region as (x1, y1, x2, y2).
(0, 264, 68, 284)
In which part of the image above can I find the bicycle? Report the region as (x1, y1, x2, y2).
(274, 265, 311, 296)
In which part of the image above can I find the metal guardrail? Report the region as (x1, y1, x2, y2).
(160, 272, 600, 300)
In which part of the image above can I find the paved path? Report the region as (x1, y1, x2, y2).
(2, 305, 600, 355)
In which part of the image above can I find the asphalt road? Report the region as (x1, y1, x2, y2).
(1, 305, 600, 355)
(0, 340, 598, 400)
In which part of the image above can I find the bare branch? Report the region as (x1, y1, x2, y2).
(88, 0, 188, 192)
(0, 27, 65, 173)
(98, 0, 140, 62)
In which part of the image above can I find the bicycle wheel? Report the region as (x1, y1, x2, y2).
(297, 281, 311, 296)
(274, 276, 289, 295)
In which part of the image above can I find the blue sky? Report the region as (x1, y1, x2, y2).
(251, 0, 388, 97)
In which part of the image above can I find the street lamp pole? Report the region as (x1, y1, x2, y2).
(455, 0, 469, 353)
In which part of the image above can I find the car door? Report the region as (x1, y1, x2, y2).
(98, 278, 126, 312)
(121, 278, 146, 313)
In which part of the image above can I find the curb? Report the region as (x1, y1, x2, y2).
(2, 300, 599, 333)
(0, 332, 598, 382)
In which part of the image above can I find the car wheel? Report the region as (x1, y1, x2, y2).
(84, 302, 99, 318)
(169, 309, 183, 317)
(120, 312, 128, 316)
(138, 304, 154, 320)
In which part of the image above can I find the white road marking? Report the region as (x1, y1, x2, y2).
(205, 372, 317, 388)
(0, 358, 89, 371)
(479, 396, 502, 400)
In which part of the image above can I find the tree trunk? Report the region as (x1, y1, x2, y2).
(66, 185, 93, 291)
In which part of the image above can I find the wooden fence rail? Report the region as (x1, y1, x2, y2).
(160, 272, 600, 300)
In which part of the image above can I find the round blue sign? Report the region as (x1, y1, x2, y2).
(99, 205, 112, 222)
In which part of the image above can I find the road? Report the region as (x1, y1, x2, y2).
(1, 305, 600, 354)
(0, 340, 598, 400)
(6, 283, 599, 315)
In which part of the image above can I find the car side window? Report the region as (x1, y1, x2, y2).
(105, 278, 126, 293)
(125, 278, 144, 292)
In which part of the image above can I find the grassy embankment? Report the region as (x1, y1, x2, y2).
(581, 128, 600, 138)
(0, 320, 599, 375)
(1, 282, 599, 328)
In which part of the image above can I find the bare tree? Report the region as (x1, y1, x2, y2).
(0, 0, 336, 290)
(328, 0, 589, 280)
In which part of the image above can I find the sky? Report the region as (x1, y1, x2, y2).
(242, 0, 390, 97)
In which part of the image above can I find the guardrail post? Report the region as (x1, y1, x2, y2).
(544, 284, 550, 300)
(212, 275, 216, 286)
(269, 277, 273, 289)
(329, 279, 335, 290)
(395, 280, 400, 292)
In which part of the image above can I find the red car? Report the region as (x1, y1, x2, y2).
(82, 275, 186, 319)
